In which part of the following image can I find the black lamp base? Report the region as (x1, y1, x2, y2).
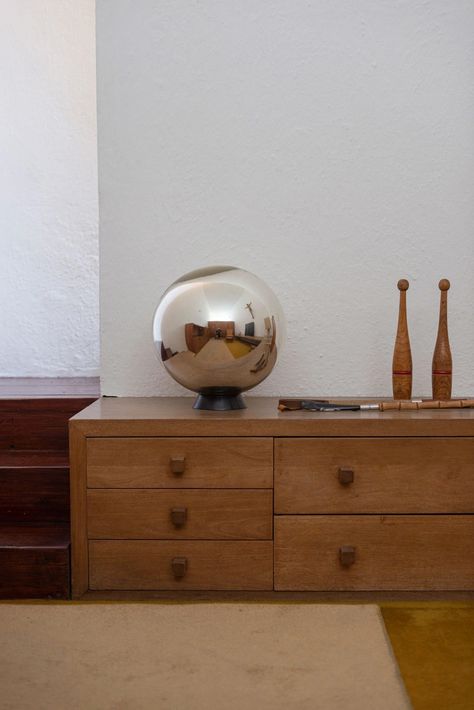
(193, 387, 246, 411)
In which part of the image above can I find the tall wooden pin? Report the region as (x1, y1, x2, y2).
(392, 279, 412, 400)
(432, 279, 452, 400)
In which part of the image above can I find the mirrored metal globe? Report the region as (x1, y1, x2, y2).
(153, 266, 285, 410)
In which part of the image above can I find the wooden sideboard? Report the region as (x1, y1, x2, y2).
(70, 397, 474, 599)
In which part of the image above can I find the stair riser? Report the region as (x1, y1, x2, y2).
(0, 398, 95, 450)
(0, 468, 69, 524)
(0, 547, 70, 599)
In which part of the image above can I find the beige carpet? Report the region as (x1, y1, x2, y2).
(0, 603, 410, 710)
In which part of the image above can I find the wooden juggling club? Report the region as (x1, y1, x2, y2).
(432, 279, 452, 400)
(392, 279, 412, 400)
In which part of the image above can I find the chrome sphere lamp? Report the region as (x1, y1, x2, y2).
(153, 266, 285, 410)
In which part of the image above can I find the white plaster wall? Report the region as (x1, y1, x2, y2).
(0, 1, 99, 377)
(98, 0, 474, 397)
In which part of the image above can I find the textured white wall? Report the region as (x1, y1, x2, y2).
(98, 0, 474, 397)
(0, 1, 99, 377)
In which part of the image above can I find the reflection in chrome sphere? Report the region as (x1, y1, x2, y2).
(153, 266, 285, 410)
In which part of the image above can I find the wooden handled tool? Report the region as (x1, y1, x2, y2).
(278, 398, 474, 412)
(432, 279, 452, 400)
(378, 399, 473, 411)
(392, 279, 412, 399)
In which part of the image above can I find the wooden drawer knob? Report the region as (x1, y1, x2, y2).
(170, 506, 187, 527)
(171, 557, 188, 578)
(170, 456, 186, 475)
(338, 468, 354, 485)
(339, 546, 356, 567)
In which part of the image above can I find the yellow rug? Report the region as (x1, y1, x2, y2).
(381, 603, 474, 710)
(225, 340, 253, 358)
(0, 603, 409, 710)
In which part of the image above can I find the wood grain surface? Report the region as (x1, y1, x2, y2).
(70, 397, 474, 598)
(87, 437, 273, 488)
(89, 540, 273, 591)
(71, 397, 474, 437)
(275, 437, 474, 514)
(87, 489, 273, 540)
(432, 279, 452, 401)
(0, 526, 69, 599)
(0, 398, 96, 450)
(69, 425, 88, 598)
(392, 279, 412, 400)
(274, 515, 474, 591)
(80, 589, 474, 602)
(0, 393, 96, 600)
(0, 467, 69, 523)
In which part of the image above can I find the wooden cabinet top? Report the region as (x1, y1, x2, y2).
(70, 397, 474, 437)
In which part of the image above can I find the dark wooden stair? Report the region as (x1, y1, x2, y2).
(0, 383, 98, 598)
(0, 525, 70, 598)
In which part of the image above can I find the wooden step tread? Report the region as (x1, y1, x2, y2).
(0, 525, 70, 549)
(0, 377, 99, 398)
(0, 450, 69, 467)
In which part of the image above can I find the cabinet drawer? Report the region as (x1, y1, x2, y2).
(275, 438, 474, 513)
(87, 437, 273, 488)
(89, 540, 273, 590)
(87, 489, 273, 540)
(274, 515, 474, 591)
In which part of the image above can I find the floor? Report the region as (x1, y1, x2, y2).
(0, 602, 409, 710)
(1, 600, 473, 709)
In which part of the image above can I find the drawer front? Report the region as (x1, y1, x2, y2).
(87, 489, 273, 540)
(87, 437, 273, 488)
(89, 540, 273, 590)
(275, 438, 474, 513)
(274, 515, 474, 591)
